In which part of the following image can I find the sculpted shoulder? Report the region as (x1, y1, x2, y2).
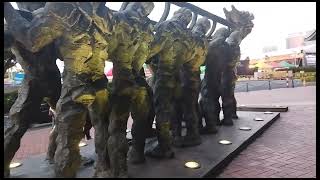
(156, 20, 189, 41)
(44, 2, 76, 19)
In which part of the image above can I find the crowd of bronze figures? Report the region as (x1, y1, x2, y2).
(4, 2, 254, 178)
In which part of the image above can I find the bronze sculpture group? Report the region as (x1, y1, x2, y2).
(4, 2, 254, 178)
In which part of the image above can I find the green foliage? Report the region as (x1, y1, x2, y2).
(304, 76, 316, 82)
(4, 90, 18, 113)
(294, 72, 316, 79)
(289, 66, 316, 73)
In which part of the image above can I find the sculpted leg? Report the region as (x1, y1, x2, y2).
(170, 75, 183, 147)
(145, 81, 156, 138)
(54, 85, 91, 177)
(171, 98, 184, 147)
(179, 68, 202, 147)
(221, 69, 235, 126)
(4, 79, 42, 177)
(45, 73, 62, 163)
(84, 115, 93, 140)
(200, 66, 222, 131)
(107, 67, 135, 177)
(107, 94, 131, 177)
(181, 90, 202, 147)
(88, 88, 110, 177)
(231, 70, 238, 119)
(199, 96, 219, 134)
(128, 85, 150, 164)
(145, 65, 175, 159)
(46, 125, 58, 163)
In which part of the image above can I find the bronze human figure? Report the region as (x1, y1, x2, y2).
(172, 17, 211, 147)
(199, 5, 254, 131)
(106, 2, 155, 177)
(3, 3, 61, 177)
(4, 2, 113, 177)
(145, 8, 194, 158)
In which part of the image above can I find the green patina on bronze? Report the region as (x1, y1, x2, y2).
(3, 3, 61, 178)
(171, 17, 210, 148)
(4, 2, 113, 178)
(199, 5, 254, 132)
(106, 2, 155, 178)
(145, 8, 201, 158)
(4, 2, 255, 178)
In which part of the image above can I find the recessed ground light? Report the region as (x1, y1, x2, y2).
(264, 111, 273, 114)
(219, 140, 232, 145)
(184, 161, 201, 169)
(152, 121, 156, 128)
(254, 117, 264, 121)
(239, 126, 252, 131)
(9, 162, 22, 169)
(79, 142, 87, 147)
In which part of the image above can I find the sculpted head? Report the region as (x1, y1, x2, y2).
(192, 17, 211, 35)
(125, 2, 154, 18)
(223, 5, 254, 30)
(223, 5, 254, 39)
(90, 2, 104, 10)
(172, 8, 192, 27)
(211, 27, 230, 39)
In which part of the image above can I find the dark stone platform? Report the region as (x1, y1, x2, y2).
(10, 111, 280, 178)
(237, 105, 288, 112)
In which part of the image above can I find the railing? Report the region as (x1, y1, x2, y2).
(235, 79, 303, 92)
(117, 2, 234, 38)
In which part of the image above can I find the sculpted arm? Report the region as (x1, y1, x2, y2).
(147, 31, 171, 59)
(181, 51, 206, 91)
(4, 2, 67, 53)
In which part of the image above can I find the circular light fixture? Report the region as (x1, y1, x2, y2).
(239, 126, 251, 131)
(219, 140, 232, 145)
(254, 117, 264, 121)
(184, 161, 201, 169)
(10, 162, 22, 169)
(79, 142, 87, 147)
(264, 111, 273, 114)
(240, 104, 246, 107)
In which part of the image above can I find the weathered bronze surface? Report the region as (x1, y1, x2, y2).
(171, 17, 211, 148)
(106, 2, 155, 178)
(144, 7, 194, 159)
(4, 2, 113, 177)
(4, 2, 256, 179)
(199, 5, 254, 133)
(3, 3, 61, 178)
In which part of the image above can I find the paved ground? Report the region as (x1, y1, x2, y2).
(217, 86, 316, 178)
(8, 86, 316, 178)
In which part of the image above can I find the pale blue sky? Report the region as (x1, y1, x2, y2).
(10, 2, 316, 60)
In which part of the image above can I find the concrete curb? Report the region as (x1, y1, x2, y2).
(4, 115, 52, 131)
(30, 123, 52, 130)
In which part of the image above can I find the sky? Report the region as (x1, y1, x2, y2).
(10, 2, 316, 60)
